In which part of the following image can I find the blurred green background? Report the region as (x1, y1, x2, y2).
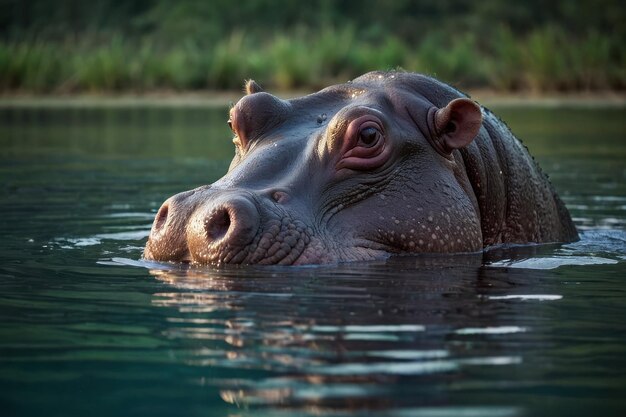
(1, 0, 625, 93)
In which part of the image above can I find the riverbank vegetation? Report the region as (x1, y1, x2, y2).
(1, 0, 624, 93)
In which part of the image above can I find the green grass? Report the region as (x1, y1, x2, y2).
(0, 26, 624, 94)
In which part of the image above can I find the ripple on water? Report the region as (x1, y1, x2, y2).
(486, 294, 563, 301)
(55, 229, 150, 248)
(454, 326, 528, 334)
(488, 256, 618, 269)
(486, 229, 626, 269)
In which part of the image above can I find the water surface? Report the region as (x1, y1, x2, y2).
(0, 104, 625, 417)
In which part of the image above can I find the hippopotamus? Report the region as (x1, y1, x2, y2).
(143, 71, 578, 265)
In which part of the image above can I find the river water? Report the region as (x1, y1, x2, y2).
(0, 103, 625, 416)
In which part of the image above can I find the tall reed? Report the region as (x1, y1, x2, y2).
(0, 26, 623, 93)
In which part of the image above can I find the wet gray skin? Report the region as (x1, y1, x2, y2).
(143, 71, 579, 265)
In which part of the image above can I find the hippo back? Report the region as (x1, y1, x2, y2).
(460, 109, 578, 245)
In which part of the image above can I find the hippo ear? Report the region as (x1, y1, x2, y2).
(245, 79, 263, 95)
(433, 98, 482, 151)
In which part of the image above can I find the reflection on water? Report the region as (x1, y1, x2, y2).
(114, 233, 622, 415)
(0, 105, 625, 416)
(145, 257, 521, 412)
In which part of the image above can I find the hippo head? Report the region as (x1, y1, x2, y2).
(144, 71, 485, 265)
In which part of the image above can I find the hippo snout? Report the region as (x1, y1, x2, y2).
(144, 190, 261, 264)
(187, 195, 260, 263)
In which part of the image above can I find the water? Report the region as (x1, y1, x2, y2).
(1, 104, 625, 417)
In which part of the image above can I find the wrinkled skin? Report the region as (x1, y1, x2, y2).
(144, 71, 578, 265)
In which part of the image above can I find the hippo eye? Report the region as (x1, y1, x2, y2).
(336, 116, 390, 171)
(358, 126, 382, 147)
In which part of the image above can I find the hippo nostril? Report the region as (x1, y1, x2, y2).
(187, 196, 260, 263)
(205, 207, 231, 242)
(272, 191, 289, 204)
(154, 203, 169, 232)
(145, 196, 192, 263)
